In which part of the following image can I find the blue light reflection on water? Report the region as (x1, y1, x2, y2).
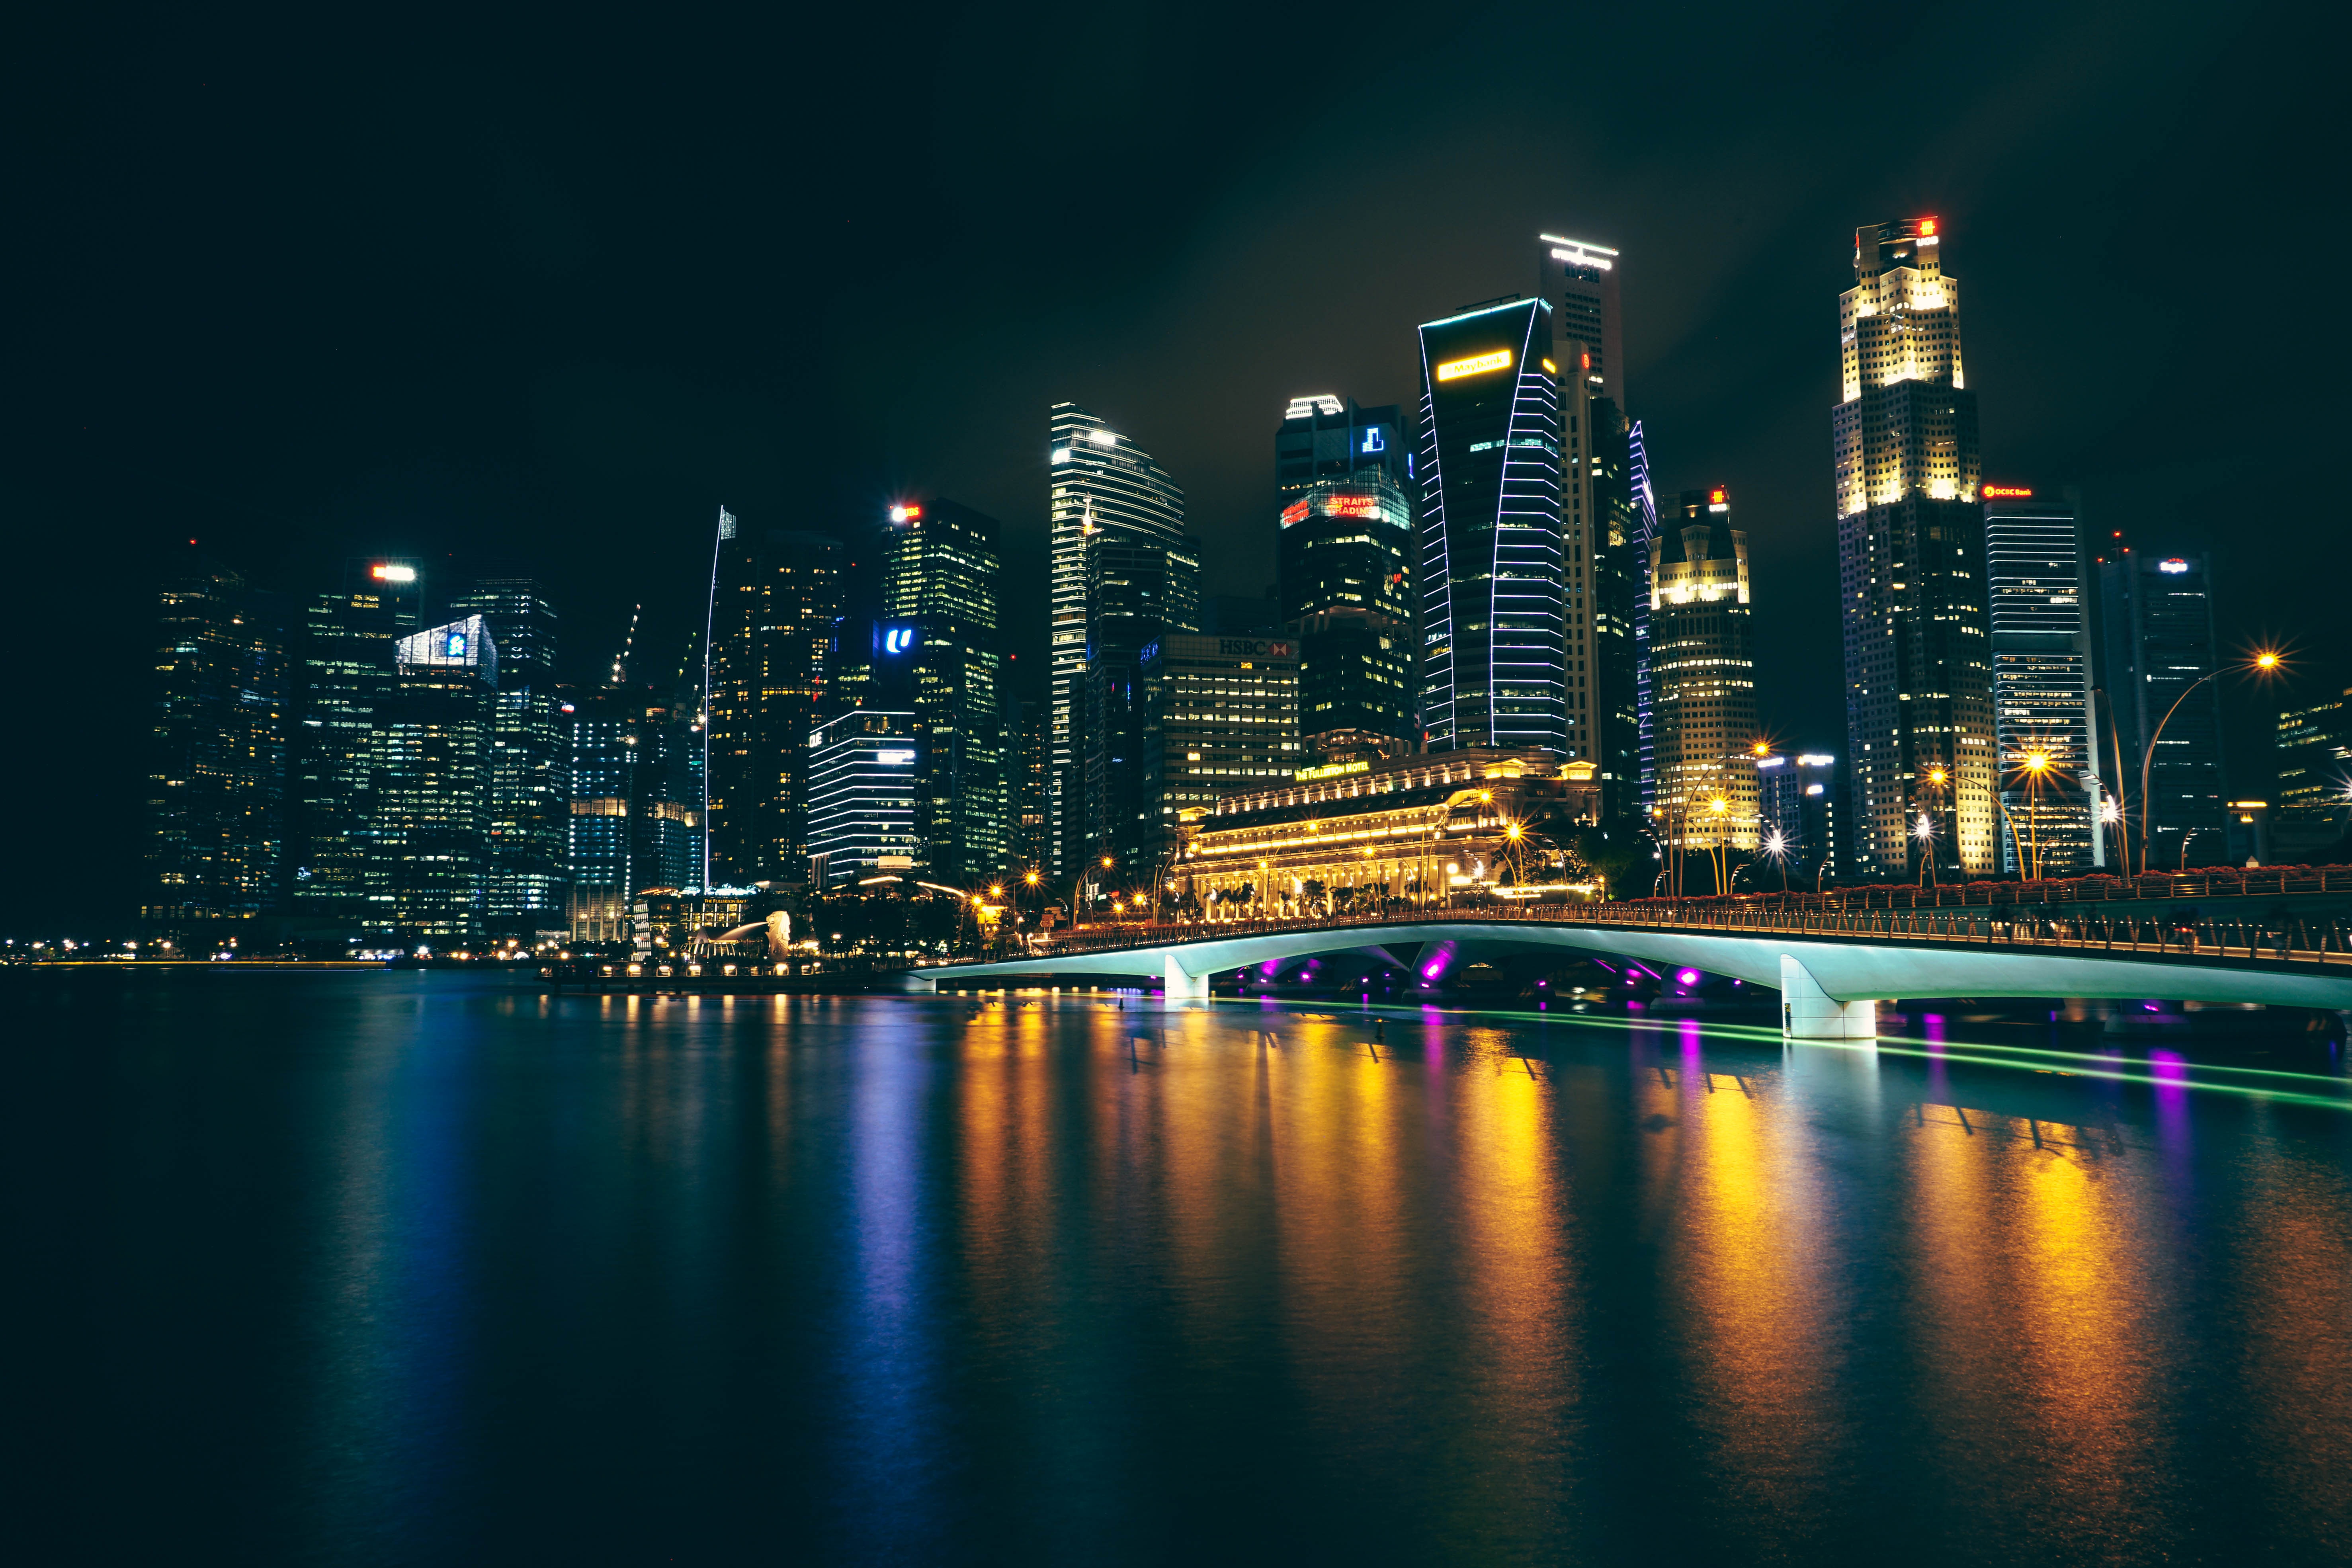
(7, 972, 2352, 1565)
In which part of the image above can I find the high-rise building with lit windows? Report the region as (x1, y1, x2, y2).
(706, 510, 843, 885)
(375, 617, 496, 942)
(1650, 488, 1759, 850)
(2096, 546, 2228, 869)
(1276, 394, 1412, 514)
(286, 560, 420, 933)
(1539, 234, 1640, 808)
(143, 560, 294, 940)
(1142, 632, 1301, 871)
(1278, 471, 1415, 760)
(1084, 529, 1201, 885)
(1048, 403, 1187, 879)
(448, 578, 570, 933)
(1415, 297, 1568, 756)
(880, 498, 1003, 882)
(1834, 217, 1995, 879)
(1984, 490, 2102, 875)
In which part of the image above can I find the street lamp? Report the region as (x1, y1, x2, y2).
(2136, 649, 2281, 873)
(1913, 810, 1939, 886)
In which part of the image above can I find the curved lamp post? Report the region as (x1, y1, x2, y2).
(2137, 651, 2279, 874)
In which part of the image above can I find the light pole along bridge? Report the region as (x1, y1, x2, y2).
(923, 868, 2352, 1037)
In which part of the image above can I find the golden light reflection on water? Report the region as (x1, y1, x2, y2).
(1643, 1029, 1840, 1540)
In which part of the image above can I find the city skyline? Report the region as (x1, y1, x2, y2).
(12, 0, 2338, 927)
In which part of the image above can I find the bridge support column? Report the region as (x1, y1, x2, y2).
(1164, 954, 1211, 1003)
(908, 975, 938, 994)
(1779, 953, 1879, 1040)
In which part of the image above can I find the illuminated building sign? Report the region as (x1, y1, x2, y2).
(2159, 558, 2190, 574)
(1280, 499, 1310, 527)
(1293, 760, 1371, 782)
(1324, 494, 1380, 519)
(875, 750, 915, 765)
(445, 633, 467, 658)
(1541, 357, 1558, 375)
(370, 564, 416, 583)
(1982, 485, 2034, 498)
(1219, 638, 1294, 658)
(888, 503, 924, 522)
(881, 626, 918, 653)
(1797, 754, 1835, 767)
(1917, 217, 1938, 236)
(1360, 426, 1385, 453)
(1435, 349, 1513, 381)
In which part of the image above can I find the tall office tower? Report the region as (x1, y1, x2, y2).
(1541, 236, 1621, 775)
(563, 683, 701, 941)
(1627, 421, 1662, 808)
(1083, 529, 1202, 886)
(806, 708, 922, 885)
(1650, 488, 1760, 853)
(1834, 216, 1995, 879)
(1757, 752, 1840, 879)
(1586, 398, 1642, 808)
(1984, 490, 2102, 876)
(2097, 547, 2227, 869)
(2273, 692, 2352, 860)
(286, 560, 418, 932)
(880, 498, 1004, 883)
(705, 509, 844, 886)
(1276, 395, 1412, 514)
(143, 562, 293, 940)
(1000, 697, 1051, 872)
(373, 617, 496, 942)
(1049, 402, 1187, 881)
(1415, 297, 1568, 756)
(1278, 471, 1415, 760)
(1142, 631, 1301, 868)
(447, 579, 569, 934)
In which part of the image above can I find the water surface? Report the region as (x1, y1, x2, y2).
(10, 974, 2350, 1564)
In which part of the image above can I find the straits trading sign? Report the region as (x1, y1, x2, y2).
(1435, 348, 1513, 381)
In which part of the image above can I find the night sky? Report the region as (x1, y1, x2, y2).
(8, 0, 2340, 928)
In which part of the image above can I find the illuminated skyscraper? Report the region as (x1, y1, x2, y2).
(806, 709, 921, 885)
(1834, 217, 1995, 879)
(1415, 297, 1567, 756)
(286, 559, 420, 934)
(1541, 235, 1632, 798)
(1049, 403, 1187, 879)
(142, 561, 293, 941)
(1276, 394, 1411, 512)
(705, 510, 843, 885)
(375, 617, 496, 942)
(1984, 490, 2102, 875)
(2097, 546, 2227, 869)
(1084, 529, 1201, 885)
(448, 578, 570, 933)
(1650, 488, 1759, 852)
(880, 498, 1004, 882)
(565, 682, 700, 941)
(1278, 471, 1415, 760)
(1143, 631, 1300, 867)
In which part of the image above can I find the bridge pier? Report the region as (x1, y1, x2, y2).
(1164, 954, 1211, 1003)
(1780, 953, 1880, 1040)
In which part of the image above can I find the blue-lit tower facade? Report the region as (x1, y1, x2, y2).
(1414, 298, 1568, 754)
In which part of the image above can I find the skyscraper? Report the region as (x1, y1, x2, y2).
(1415, 297, 1567, 756)
(1084, 528, 1201, 885)
(1142, 631, 1301, 870)
(806, 708, 922, 885)
(565, 681, 700, 941)
(1650, 487, 1760, 853)
(1758, 752, 1839, 880)
(1541, 237, 1618, 778)
(1834, 217, 1995, 879)
(375, 617, 496, 942)
(2274, 692, 2352, 860)
(1985, 490, 2103, 875)
(1278, 470, 1415, 760)
(1000, 697, 1050, 873)
(143, 561, 293, 941)
(448, 578, 570, 933)
(880, 498, 1004, 883)
(1627, 420, 1663, 810)
(1049, 402, 1187, 880)
(706, 510, 843, 886)
(1276, 394, 1412, 512)
(2097, 546, 2227, 869)
(286, 560, 419, 934)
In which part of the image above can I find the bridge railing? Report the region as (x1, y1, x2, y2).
(997, 893, 2352, 974)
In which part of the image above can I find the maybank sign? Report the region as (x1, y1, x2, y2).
(1435, 348, 1513, 381)
(1293, 760, 1371, 782)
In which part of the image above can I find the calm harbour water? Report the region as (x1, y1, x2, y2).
(10, 972, 2352, 1566)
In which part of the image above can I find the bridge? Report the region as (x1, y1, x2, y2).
(924, 869, 2352, 1036)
